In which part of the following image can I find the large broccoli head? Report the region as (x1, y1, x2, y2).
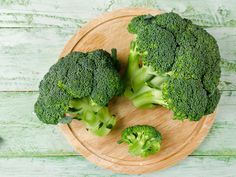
(125, 12, 221, 121)
(34, 49, 124, 136)
(118, 125, 162, 157)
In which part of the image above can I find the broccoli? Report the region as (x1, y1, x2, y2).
(118, 125, 162, 157)
(124, 12, 221, 121)
(34, 49, 124, 136)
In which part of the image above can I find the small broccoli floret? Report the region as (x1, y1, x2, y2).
(124, 12, 221, 121)
(118, 125, 162, 157)
(34, 49, 124, 136)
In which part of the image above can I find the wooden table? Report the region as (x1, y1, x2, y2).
(0, 0, 235, 176)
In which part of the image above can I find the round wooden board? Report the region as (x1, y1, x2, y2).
(59, 8, 216, 174)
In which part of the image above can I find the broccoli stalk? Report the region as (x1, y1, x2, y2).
(67, 97, 116, 136)
(124, 41, 169, 109)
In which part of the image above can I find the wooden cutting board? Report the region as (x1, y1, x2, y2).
(59, 8, 216, 174)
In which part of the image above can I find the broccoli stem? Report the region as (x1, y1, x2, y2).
(68, 97, 116, 136)
(125, 41, 141, 86)
(125, 42, 153, 95)
(124, 41, 168, 109)
(132, 88, 167, 108)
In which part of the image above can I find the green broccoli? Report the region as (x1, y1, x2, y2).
(34, 49, 124, 136)
(124, 12, 221, 121)
(118, 125, 162, 157)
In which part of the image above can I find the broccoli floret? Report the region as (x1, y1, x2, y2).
(162, 78, 208, 121)
(34, 87, 71, 124)
(204, 88, 221, 115)
(118, 125, 162, 157)
(125, 12, 221, 121)
(34, 49, 124, 136)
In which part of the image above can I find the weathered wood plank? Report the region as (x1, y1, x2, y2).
(0, 156, 235, 177)
(0, 91, 235, 157)
(0, 28, 74, 91)
(124, 0, 236, 27)
(0, 92, 75, 157)
(0, 27, 235, 91)
(0, 12, 85, 28)
(0, 0, 236, 27)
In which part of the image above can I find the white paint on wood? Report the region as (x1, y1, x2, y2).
(0, 0, 236, 27)
(0, 27, 235, 91)
(0, 156, 235, 177)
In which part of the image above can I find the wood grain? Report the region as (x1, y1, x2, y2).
(58, 8, 217, 174)
(0, 27, 235, 91)
(0, 156, 236, 177)
(0, 0, 236, 27)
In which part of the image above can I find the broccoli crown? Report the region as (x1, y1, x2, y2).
(34, 49, 124, 136)
(118, 125, 162, 157)
(125, 12, 221, 121)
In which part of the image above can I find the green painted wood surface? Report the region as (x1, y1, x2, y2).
(0, 156, 236, 177)
(0, 0, 236, 176)
(0, 0, 236, 27)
